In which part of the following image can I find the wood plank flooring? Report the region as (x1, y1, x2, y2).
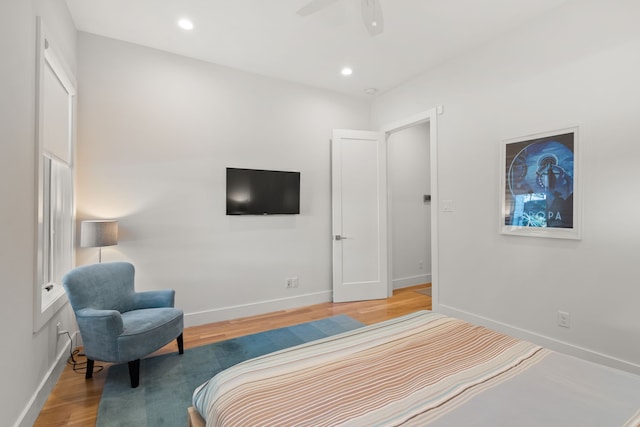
(34, 284, 431, 426)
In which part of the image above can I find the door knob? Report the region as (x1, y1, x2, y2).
(334, 235, 352, 241)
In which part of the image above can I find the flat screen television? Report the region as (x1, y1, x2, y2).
(226, 168, 300, 215)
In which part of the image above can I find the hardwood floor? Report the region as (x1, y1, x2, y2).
(34, 284, 431, 426)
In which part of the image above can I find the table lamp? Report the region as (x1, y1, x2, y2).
(80, 220, 118, 263)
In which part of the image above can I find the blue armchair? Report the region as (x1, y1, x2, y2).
(62, 262, 184, 388)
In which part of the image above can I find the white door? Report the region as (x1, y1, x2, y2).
(332, 129, 388, 302)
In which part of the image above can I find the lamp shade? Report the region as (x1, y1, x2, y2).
(80, 220, 118, 248)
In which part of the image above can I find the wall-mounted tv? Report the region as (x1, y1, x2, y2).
(226, 168, 300, 215)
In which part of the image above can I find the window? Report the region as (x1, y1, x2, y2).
(34, 18, 76, 331)
(40, 157, 74, 309)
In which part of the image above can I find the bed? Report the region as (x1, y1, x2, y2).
(190, 311, 640, 426)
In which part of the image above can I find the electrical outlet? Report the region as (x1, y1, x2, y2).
(291, 277, 299, 288)
(418, 261, 424, 270)
(286, 278, 293, 288)
(56, 322, 68, 336)
(557, 311, 571, 328)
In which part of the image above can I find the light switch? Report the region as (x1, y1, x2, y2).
(443, 200, 454, 212)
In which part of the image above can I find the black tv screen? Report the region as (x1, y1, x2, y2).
(226, 168, 300, 215)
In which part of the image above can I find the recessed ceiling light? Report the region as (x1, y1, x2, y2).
(341, 67, 353, 76)
(178, 19, 194, 31)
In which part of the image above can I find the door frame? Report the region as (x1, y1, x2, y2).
(380, 106, 442, 309)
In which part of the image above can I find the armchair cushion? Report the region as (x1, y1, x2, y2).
(118, 307, 183, 361)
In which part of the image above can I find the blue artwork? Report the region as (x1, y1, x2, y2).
(504, 132, 574, 229)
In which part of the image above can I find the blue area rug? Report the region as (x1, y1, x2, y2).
(96, 315, 364, 426)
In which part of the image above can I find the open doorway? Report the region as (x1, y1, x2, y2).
(387, 123, 431, 291)
(382, 107, 440, 307)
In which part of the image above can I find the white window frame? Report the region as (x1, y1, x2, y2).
(34, 18, 76, 332)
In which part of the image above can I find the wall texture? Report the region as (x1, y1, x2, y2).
(372, 0, 640, 373)
(1, 1, 77, 426)
(76, 33, 371, 326)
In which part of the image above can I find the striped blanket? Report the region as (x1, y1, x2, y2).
(193, 311, 550, 426)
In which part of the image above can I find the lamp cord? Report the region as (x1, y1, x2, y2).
(62, 331, 104, 375)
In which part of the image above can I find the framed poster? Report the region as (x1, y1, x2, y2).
(500, 127, 580, 239)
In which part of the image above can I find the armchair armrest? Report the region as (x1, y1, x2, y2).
(133, 289, 175, 309)
(75, 308, 124, 361)
(75, 308, 124, 337)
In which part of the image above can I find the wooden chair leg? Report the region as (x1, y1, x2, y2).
(177, 333, 184, 355)
(128, 359, 140, 388)
(85, 358, 95, 379)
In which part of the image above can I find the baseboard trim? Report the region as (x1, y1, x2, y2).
(436, 304, 640, 375)
(184, 291, 333, 327)
(392, 274, 431, 290)
(14, 332, 75, 427)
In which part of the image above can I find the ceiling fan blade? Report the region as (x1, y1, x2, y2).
(361, 0, 384, 36)
(297, 0, 341, 16)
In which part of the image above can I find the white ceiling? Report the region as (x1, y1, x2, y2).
(65, 0, 569, 98)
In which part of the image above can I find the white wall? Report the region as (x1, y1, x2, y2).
(388, 123, 431, 288)
(0, 1, 77, 426)
(76, 33, 371, 326)
(372, 0, 640, 373)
